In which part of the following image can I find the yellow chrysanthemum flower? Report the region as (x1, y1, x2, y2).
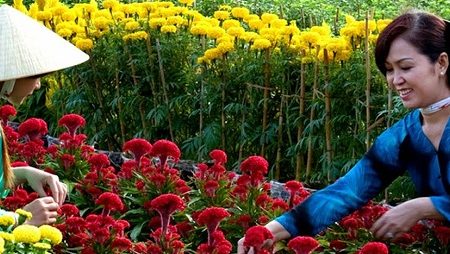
(103, 0, 120, 10)
(39, 225, 63, 245)
(197, 56, 210, 65)
(33, 242, 51, 250)
(227, 26, 245, 37)
(270, 18, 287, 29)
(222, 19, 240, 30)
(248, 19, 264, 30)
(161, 25, 177, 33)
(93, 16, 113, 30)
(214, 10, 230, 21)
(149, 17, 167, 29)
(15, 209, 32, 220)
(311, 23, 331, 36)
(377, 19, 392, 33)
(204, 48, 223, 61)
(0, 237, 4, 253)
(167, 16, 185, 26)
(36, 10, 52, 21)
(251, 38, 271, 50)
(241, 31, 260, 43)
(75, 38, 94, 51)
(190, 25, 209, 36)
(125, 21, 140, 31)
(261, 13, 278, 24)
(244, 14, 260, 23)
(231, 7, 250, 19)
(0, 214, 15, 227)
(259, 27, 279, 42)
(0, 232, 14, 242)
(207, 26, 225, 39)
(300, 31, 321, 48)
(217, 41, 234, 54)
(112, 11, 126, 21)
(218, 5, 232, 11)
(123, 31, 149, 42)
(178, 0, 194, 6)
(13, 225, 41, 244)
(61, 9, 76, 21)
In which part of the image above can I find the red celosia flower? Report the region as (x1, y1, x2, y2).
(58, 204, 80, 217)
(329, 240, 347, 252)
(240, 155, 268, 175)
(111, 236, 133, 251)
(132, 242, 148, 253)
(58, 113, 86, 136)
(285, 180, 303, 193)
(88, 153, 110, 172)
(204, 180, 219, 197)
(236, 214, 252, 230)
(18, 118, 47, 141)
(11, 161, 28, 167)
(60, 153, 75, 169)
(0, 104, 16, 126)
(150, 193, 185, 236)
(272, 198, 289, 212)
(243, 225, 274, 253)
(123, 138, 152, 163)
(340, 216, 364, 239)
(196, 207, 230, 245)
(209, 149, 227, 165)
(359, 242, 388, 254)
(287, 236, 320, 254)
(150, 139, 181, 170)
(433, 225, 450, 246)
(95, 192, 124, 214)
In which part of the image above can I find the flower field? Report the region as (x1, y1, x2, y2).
(0, 106, 449, 253)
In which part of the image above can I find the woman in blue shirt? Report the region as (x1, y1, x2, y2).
(0, 5, 89, 225)
(238, 10, 450, 253)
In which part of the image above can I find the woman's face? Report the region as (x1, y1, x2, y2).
(7, 77, 41, 105)
(385, 37, 449, 109)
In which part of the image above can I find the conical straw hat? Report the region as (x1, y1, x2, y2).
(0, 4, 89, 81)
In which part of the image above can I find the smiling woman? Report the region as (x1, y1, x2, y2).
(0, 4, 88, 227)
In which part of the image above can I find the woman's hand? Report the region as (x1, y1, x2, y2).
(13, 166, 67, 206)
(371, 197, 442, 240)
(237, 221, 290, 254)
(22, 197, 59, 226)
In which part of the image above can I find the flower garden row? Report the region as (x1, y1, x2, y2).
(0, 104, 448, 253)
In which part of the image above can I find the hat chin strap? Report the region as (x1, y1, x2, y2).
(0, 79, 16, 99)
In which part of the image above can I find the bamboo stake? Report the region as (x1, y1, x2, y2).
(261, 48, 271, 157)
(155, 38, 174, 141)
(145, 37, 159, 110)
(364, 12, 372, 151)
(124, 43, 138, 86)
(114, 67, 125, 145)
(199, 35, 206, 159)
(306, 60, 319, 178)
(295, 59, 306, 180)
(323, 49, 333, 182)
(275, 92, 285, 180)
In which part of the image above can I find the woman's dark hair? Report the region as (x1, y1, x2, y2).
(375, 11, 450, 76)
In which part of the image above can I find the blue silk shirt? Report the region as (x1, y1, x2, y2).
(276, 109, 450, 236)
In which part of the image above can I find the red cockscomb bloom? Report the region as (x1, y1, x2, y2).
(95, 192, 124, 214)
(434, 225, 450, 245)
(60, 154, 75, 169)
(150, 193, 185, 236)
(0, 104, 16, 126)
(111, 236, 132, 251)
(58, 114, 86, 136)
(196, 207, 230, 245)
(204, 180, 219, 197)
(123, 138, 152, 164)
(287, 236, 320, 254)
(285, 180, 303, 193)
(58, 204, 80, 217)
(359, 242, 388, 254)
(209, 149, 227, 165)
(150, 139, 181, 170)
(240, 156, 268, 175)
(88, 153, 110, 172)
(18, 118, 47, 141)
(243, 225, 274, 253)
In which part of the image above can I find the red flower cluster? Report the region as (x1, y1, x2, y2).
(358, 242, 388, 254)
(209, 149, 227, 165)
(122, 138, 152, 163)
(95, 192, 124, 214)
(17, 117, 47, 141)
(240, 156, 269, 186)
(287, 236, 320, 254)
(196, 207, 230, 245)
(243, 225, 274, 253)
(0, 104, 16, 126)
(58, 113, 86, 136)
(150, 193, 185, 236)
(150, 139, 181, 170)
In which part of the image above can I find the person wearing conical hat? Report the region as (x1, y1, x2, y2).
(0, 4, 89, 225)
